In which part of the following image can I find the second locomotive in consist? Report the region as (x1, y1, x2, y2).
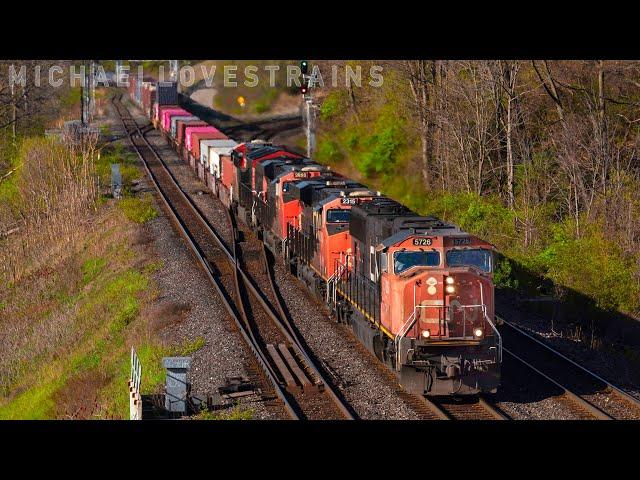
(138, 85, 502, 397)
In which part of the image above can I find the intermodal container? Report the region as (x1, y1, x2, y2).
(200, 139, 238, 177)
(157, 81, 178, 105)
(170, 115, 199, 138)
(154, 104, 177, 125)
(176, 120, 207, 148)
(161, 108, 190, 132)
(185, 126, 224, 156)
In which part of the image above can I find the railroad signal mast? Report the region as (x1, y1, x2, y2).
(81, 60, 96, 125)
(300, 60, 316, 158)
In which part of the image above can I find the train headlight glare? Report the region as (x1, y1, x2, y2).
(427, 277, 437, 286)
(445, 276, 455, 285)
(427, 285, 437, 295)
(445, 285, 455, 294)
(422, 330, 430, 339)
(474, 328, 484, 338)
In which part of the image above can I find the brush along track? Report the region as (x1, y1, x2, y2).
(499, 317, 640, 420)
(112, 94, 296, 419)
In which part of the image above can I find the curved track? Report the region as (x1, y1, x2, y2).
(112, 94, 296, 419)
(498, 315, 640, 420)
(113, 94, 352, 420)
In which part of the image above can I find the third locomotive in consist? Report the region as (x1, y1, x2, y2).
(133, 78, 502, 397)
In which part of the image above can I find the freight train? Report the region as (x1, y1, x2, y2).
(128, 79, 502, 396)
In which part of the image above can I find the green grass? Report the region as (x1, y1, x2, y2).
(95, 145, 140, 188)
(118, 195, 158, 224)
(194, 405, 255, 420)
(60, 86, 81, 109)
(0, 263, 151, 419)
(0, 194, 165, 419)
(82, 257, 107, 285)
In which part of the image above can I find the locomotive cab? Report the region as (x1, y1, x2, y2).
(379, 231, 501, 395)
(336, 198, 501, 395)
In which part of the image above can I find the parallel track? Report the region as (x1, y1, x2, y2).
(114, 95, 353, 420)
(227, 208, 354, 419)
(112, 95, 296, 419)
(498, 315, 640, 420)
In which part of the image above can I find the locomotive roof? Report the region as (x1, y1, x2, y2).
(314, 188, 379, 210)
(287, 176, 364, 205)
(256, 156, 309, 177)
(378, 224, 464, 250)
(349, 195, 469, 248)
(243, 144, 302, 161)
(351, 196, 415, 216)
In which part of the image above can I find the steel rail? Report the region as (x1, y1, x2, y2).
(111, 95, 299, 420)
(502, 347, 613, 420)
(498, 316, 640, 412)
(140, 98, 354, 419)
(256, 237, 356, 419)
(117, 95, 353, 420)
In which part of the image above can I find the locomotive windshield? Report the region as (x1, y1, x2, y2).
(326, 209, 350, 223)
(446, 248, 492, 273)
(394, 250, 440, 274)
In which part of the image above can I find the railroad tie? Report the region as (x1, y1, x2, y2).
(266, 344, 297, 390)
(277, 344, 314, 391)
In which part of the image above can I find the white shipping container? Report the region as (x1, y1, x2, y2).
(200, 139, 238, 177)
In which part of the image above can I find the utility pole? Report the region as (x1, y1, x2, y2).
(169, 60, 179, 81)
(80, 60, 96, 125)
(80, 62, 86, 125)
(300, 60, 316, 158)
(169, 60, 180, 93)
(10, 79, 16, 145)
(89, 60, 96, 121)
(115, 60, 122, 85)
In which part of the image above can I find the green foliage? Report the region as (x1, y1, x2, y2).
(254, 88, 279, 114)
(316, 140, 343, 164)
(195, 405, 255, 420)
(0, 248, 152, 419)
(82, 257, 107, 285)
(335, 109, 405, 177)
(319, 90, 346, 121)
(95, 146, 140, 188)
(493, 256, 519, 290)
(60, 86, 81, 109)
(534, 222, 640, 312)
(118, 195, 158, 224)
(175, 336, 205, 356)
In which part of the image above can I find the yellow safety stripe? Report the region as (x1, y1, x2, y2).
(335, 286, 395, 339)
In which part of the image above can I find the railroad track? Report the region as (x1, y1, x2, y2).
(226, 208, 354, 419)
(112, 94, 295, 419)
(112, 94, 353, 420)
(429, 396, 508, 420)
(498, 315, 640, 420)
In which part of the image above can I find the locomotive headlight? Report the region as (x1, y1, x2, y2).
(474, 328, 484, 338)
(422, 330, 431, 339)
(445, 285, 455, 294)
(427, 285, 437, 295)
(445, 276, 455, 285)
